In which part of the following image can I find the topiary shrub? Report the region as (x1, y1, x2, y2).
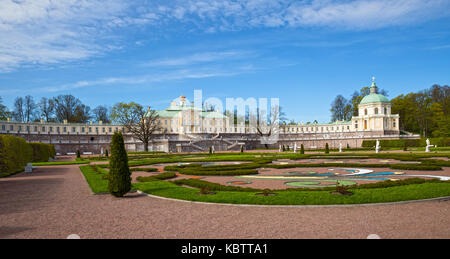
(107, 132, 131, 197)
(325, 143, 329, 154)
(76, 150, 81, 158)
(300, 144, 305, 154)
(105, 149, 109, 157)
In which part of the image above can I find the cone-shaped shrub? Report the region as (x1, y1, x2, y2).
(108, 132, 131, 197)
(325, 143, 329, 154)
(105, 149, 109, 157)
(300, 144, 305, 154)
(76, 150, 81, 158)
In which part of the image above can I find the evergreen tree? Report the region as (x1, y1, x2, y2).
(347, 143, 350, 149)
(76, 150, 81, 158)
(325, 143, 329, 154)
(240, 145, 244, 154)
(300, 144, 305, 154)
(105, 149, 109, 157)
(108, 132, 131, 197)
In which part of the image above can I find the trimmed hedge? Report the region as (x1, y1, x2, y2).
(136, 172, 177, 182)
(362, 138, 450, 148)
(0, 135, 55, 176)
(29, 142, 55, 163)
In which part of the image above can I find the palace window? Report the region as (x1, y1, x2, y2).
(364, 109, 368, 115)
(375, 108, 379, 115)
(10, 125, 14, 131)
(49, 127, 53, 132)
(63, 127, 67, 132)
(82, 127, 85, 133)
(72, 127, 76, 133)
(34, 126, 38, 132)
(1, 125, 5, 131)
(384, 107, 387, 114)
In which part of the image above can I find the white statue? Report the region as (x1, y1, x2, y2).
(279, 145, 282, 152)
(425, 138, 435, 152)
(375, 139, 381, 153)
(339, 143, 342, 153)
(294, 143, 297, 153)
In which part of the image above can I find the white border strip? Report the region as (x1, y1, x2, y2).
(136, 190, 450, 208)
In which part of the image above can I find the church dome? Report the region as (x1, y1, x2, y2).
(360, 80, 389, 104)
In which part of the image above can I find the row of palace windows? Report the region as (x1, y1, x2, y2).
(0, 124, 124, 133)
(364, 107, 388, 116)
(286, 125, 351, 132)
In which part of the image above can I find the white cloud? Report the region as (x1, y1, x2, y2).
(144, 0, 450, 31)
(144, 50, 253, 67)
(0, 0, 129, 72)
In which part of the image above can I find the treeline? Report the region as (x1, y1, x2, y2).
(0, 94, 111, 124)
(0, 135, 56, 176)
(391, 85, 449, 138)
(331, 84, 449, 137)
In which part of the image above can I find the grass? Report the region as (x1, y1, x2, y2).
(134, 180, 450, 205)
(77, 150, 450, 204)
(33, 161, 90, 166)
(79, 165, 109, 194)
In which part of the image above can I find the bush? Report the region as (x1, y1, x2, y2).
(300, 144, 304, 154)
(108, 132, 131, 197)
(136, 172, 177, 182)
(76, 150, 81, 158)
(105, 149, 109, 157)
(173, 178, 261, 192)
(0, 135, 32, 176)
(29, 142, 54, 162)
(129, 167, 158, 172)
(325, 143, 329, 154)
(362, 138, 450, 148)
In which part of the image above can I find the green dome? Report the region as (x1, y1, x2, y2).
(360, 93, 389, 104)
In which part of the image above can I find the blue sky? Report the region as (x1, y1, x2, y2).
(0, 0, 450, 123)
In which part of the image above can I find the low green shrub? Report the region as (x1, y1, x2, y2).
(173, 178, 261, 192)
(136, 172, 177, 182)
(130, 167, 158, 172)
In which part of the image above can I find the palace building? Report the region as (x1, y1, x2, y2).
(0, 79, 414, 154)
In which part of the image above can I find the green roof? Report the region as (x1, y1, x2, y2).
(360, 93, 389, 104)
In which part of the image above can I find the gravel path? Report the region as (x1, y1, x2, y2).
(0, 165, 449, 239)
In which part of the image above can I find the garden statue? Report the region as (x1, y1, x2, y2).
(339, 143, 342, 153)
(294, 143, 297, 153)
(425, 138, 435, 152)
(375, 140, 381, 153)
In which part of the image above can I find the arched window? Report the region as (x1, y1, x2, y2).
(375, 108, 379, 114)
(384, 107, 387, 114)
(364, 109, 368, 115)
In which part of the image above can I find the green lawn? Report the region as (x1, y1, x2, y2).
(79, 151, 450, 205)
(33, 161, 90, 166)
(134, 180, 450, 205)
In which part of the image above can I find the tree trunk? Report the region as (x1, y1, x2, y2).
(144, 142, 149, 152)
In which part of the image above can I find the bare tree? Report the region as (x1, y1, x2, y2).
(93, 105, 110, 123)
(248, 104, 281, 149)
(12, 97, 24, 122)
(52, 94, 91, 123)
(111, 102, 162, 152)
(24, 95, 37, 122)
(39, 97, 55, 122)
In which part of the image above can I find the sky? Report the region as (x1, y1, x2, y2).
(0, 0, 450, 123)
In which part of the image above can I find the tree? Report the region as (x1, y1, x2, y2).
(73, 104, 91, 123)
(108, 132, 131, 197)
(0, 97, 10, 120)
(300, 144, 304, 154)
(39, 97, 55, 122)
(325, 143, 329, 154)
(111, 102, 162, 152)
(330, 95, 352, 122)
(93, 105, 110, 123)
(12, 97, 24, 122)
(52, 94, 91, 123)
(24, 95, 37, 122)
